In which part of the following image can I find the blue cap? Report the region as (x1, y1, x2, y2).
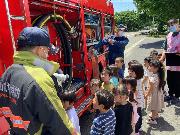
(118, 24, 126, 30)
(17, 27, 59, 54)
(17, 27, 51, 47)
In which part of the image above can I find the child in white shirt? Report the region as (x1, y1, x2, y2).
(128, 63, 144, 134)
(142, 57, 152, 108)
(60, 91, 81, 134)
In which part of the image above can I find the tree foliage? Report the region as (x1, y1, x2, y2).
(115, 11, 152, 31)
(133, 0, 180, 22)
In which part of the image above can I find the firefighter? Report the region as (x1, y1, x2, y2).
(0, 27, 78, 135)
(94, 24, 129, 65)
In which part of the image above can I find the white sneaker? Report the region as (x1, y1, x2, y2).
(146, 118, 157, 124)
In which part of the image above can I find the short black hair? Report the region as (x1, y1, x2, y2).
(168, 19, 179, 26)
(115, 57, 124, 63)
(108, 65, 119, 76)
(60, 91, 76, 104)
(150, 50, 158, 56)
(96, 89, 114, 110)
(128, 60, 139, 68)
(144, 56, 152, 63)
(113, 85, 129, 96)
(123, 77, 137, 93)
(129, 63, 144, 79)
(102, 67, 112, 76)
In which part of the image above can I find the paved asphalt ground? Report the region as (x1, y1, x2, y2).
(79, 34, 180, 135)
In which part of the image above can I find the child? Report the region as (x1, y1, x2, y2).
(150, 50, 158, 60)
(145, 60, 165, 124)
(60, 91, 81, 134)
(142, 57, 152, 90)
(128, 60, 139, 68)
(101, 68, 114, 92)
(115, 57, 125, 81)
(142, 57, 152, 108)
(90, 79, 100, 95)
(113, 86, 133, 135)
(90, 79, 100, 114)
(109, 65, 119, 88)
(123, 77, 139, 135)
(128, 63, 144, 134)
(90, 90, 116, 135)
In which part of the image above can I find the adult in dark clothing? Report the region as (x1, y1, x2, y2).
(95, 25, 129, 65)
(0, 27, 77, 135)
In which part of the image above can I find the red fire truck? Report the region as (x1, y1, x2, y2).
(0, 0, 114, 121)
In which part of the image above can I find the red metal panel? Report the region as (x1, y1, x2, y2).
(80, 1, 92, 83)
(72, 51, 85, 80)
(101, 14, 105, 38)
(0, 0, 14, 74)
(9, 0, 31, 42)
(0, 0, 31, 77)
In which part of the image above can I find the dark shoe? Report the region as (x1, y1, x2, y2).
(171, 97, 179, 104)
(164, 96, 173, 102)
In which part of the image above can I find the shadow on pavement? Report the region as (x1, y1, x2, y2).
(142, 117, 175, 134)
(165, 101, 180, 107)
(175, 102, 180, 107)
(175, 107, 180, 115)
(139, 40, 164, 49)
(141, 127, 154, 135)
(156, 117, 175, 131)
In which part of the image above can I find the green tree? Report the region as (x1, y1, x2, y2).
(114, 11, 152, 31)
(115, 11, 140, 31)
(134, 0, 180, 22)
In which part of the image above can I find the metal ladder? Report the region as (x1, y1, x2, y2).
(4, 0, 31, 53)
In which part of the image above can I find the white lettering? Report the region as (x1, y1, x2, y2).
(0, 81, 20, 99)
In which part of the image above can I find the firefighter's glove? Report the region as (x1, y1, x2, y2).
(53, 73, 69, 82)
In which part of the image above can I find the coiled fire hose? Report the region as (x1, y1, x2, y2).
(32, 14, 72, 90)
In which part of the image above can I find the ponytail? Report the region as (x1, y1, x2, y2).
(158, 62, 165, 90)
(129, 90, 138, 104)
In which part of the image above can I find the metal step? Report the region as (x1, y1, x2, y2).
(68, 78, 85, 93)
(76, 95, 94, 115)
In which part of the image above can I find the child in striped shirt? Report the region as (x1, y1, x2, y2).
(90, 90, 116, 135)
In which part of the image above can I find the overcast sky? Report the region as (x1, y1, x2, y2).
(111, 0, 137, 12)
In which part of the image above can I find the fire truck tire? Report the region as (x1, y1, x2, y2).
(32, 14, 72, 90)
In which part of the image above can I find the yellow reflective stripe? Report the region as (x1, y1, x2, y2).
(24, 66, 75, 134)
(34, 124, 43, 135)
